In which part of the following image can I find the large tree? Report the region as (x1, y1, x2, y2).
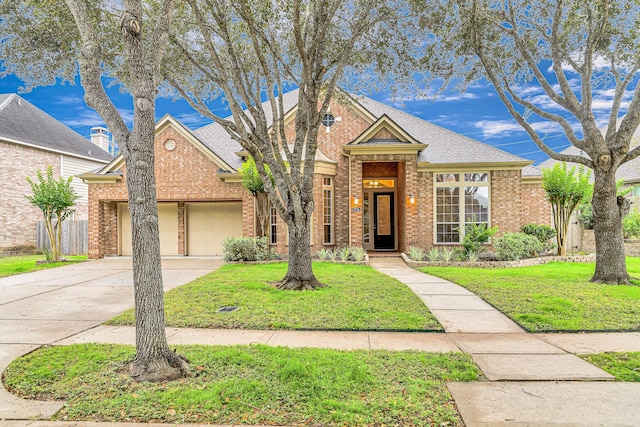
(166, 0, 415, 290)
(418, 0, 640, 284)
(0, 1, 187, 381)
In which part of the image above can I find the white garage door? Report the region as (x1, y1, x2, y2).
(118, 203, 179, 256)
(186, 202, 243, 255)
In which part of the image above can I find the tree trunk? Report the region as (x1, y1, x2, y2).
(276, 217, 324, 291)
(591, 169, 630, 284)
(125, 95, 188, 382)
(255, 193, 269, 238)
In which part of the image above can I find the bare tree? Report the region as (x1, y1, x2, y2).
(418, 0, 640, 283)
(166, 0, 415, 290)
(0, 0, 188, 381)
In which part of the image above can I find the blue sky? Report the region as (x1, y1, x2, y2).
(1, 72, 630, 165)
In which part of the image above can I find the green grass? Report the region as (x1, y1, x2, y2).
(0, 255, 87, 278)
(580, 352, 640, 381)
(418, 258, 640, 332)
(108, 262, 441, 331)
(4, 344, 481, 426)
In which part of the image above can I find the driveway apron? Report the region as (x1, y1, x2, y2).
(0, 257, 221, 420)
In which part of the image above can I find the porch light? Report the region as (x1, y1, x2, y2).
(353, 194, 360, 206)
(409, 194, 415, 205)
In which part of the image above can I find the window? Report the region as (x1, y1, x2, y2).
(322, 113, 336, 127)
(435, 173, 489, 243)
(270, 206, 278, 245)
(323, 177, 334, 244)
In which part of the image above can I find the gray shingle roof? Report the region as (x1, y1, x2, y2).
(0, 94, 112, 162)
(193, 91, 300, 171)
(190, 90, 531, 171)
(538, 144, 640, 183)
(354, 95, 530, 165)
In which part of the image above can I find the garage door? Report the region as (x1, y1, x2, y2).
(118, 203, 179, 256)
(186, 202, 243, 255)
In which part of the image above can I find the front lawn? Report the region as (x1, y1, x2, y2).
(4, 344, 480, 426)
(419, 258, 640, 332)
(0, 255, 87, 278)
(580, 352, 640, 381)
(108, 262, 441, 331)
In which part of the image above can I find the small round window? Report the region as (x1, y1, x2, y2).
(322, 113, 336, 127)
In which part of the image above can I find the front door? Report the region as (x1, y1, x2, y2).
(374, 192, 395, 250)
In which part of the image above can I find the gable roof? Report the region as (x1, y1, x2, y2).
(189, 90, 532, 171)
(538, 144, 640, 184)
(192, 90, 301, 171)
(354, 96, 531, 167)
(0, 94, 112, 162)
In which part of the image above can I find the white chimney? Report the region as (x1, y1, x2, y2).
(90, 127, 110, 152)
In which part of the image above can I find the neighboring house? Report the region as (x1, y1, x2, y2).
(81, 90, 550, 258)
(0, 94, 113, 250)
(538, 125, 640, 206)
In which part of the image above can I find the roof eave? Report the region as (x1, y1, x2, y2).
(417, 160, 533, 172)
(343, 144, 427, 156)
(78, 172, 123, 183)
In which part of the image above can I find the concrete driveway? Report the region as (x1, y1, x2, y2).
(0, 257, 223, 346)
(0, 257, 223, 420)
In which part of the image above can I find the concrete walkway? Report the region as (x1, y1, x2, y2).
(2, 256, 640, 426)
(370, 257, 640, 426)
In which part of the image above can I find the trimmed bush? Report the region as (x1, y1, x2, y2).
(623, 210, 640, 239)
(223, 237, 276, 262)
(522, 223, 556, 251)
(494, 232, 544, 261)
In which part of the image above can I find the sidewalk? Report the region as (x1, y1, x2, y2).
(2, 257, 640, 426)
(369, 257, 640, 426)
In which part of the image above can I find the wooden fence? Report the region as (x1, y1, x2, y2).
(36, 220, 88, 255)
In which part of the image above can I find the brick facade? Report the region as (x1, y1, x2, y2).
(0, 142, 60, 248)
(87, 126, 251, 258)
(86, 100, 552, 258)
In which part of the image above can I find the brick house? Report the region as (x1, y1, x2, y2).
(81, 90, 550, 258)
(0, 94, 113, 250)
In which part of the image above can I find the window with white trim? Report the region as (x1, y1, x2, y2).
(435, 173, 490, 243)
(270, 206, 278, 245)
(323, 177, 334, 244)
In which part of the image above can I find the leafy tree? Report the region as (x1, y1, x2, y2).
(26, 166, 79, 261)
(165, 0, 416, 290)
(418, 0, 640, 283)
(0, 1, 187, 381)
(579, 180, 633, 229)
(239, 157, 272, 238)
(542, 163, 592, 256)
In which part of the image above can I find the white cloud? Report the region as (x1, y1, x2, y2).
(62, 110, 105, 128)
(474, 119, 564, 138)
(438, 92, 479, 102)
(54, 95, 84, 105)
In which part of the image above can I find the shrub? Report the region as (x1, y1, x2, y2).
(440, 247, 456, 262)
(522, 223, 556, 251)
(461, 223, 497, 255)
(623, 210, 640, 239)
(223, 237, 276, 262)
(426, 248, 441, 261)
(316, 248, 331, 261)
(494, 232, 544, 261)
(407, 246, 425, 261)
(338, 247, 351, 262)
(350, 247, 367, 262)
